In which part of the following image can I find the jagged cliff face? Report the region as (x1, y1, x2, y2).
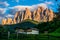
(2, 6, 54, 25)
(2, 19, 7, 25)
(33, 7, 41, 22)
(24, 8, 32, 20)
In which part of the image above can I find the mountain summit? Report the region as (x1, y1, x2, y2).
(2, 6, 54, 25)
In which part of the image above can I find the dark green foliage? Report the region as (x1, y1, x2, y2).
(0, 33, 60, 40)
(3, 20, 37, 32)
(35, 22, 49, 33)
(35, 16, 60, 33)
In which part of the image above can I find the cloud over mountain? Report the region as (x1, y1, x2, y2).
(10, 3, 47, 11)
(0, 0, 58, 24)
(0, 1, 9, 7)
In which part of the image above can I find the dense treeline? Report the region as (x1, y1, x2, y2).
(35, 17, 60, 33)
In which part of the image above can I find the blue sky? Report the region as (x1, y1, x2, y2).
(0, 0, 60, 23)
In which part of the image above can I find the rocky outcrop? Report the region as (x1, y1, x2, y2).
(33, 7, 41, 22)
(49, 9, 54, 21)
(24, 8, 32, 20)
(2, 6, 55, 25)
(2, 19, 7, 25)
(7, 18, 13, 24)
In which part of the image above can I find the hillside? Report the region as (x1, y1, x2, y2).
(3, 20, 38, 31)
(53, 28, 60, 33)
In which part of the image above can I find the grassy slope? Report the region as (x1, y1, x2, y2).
(49, 28, 60, 36)
(49, 13, 60, 37)
(20, 19, 39, 25)
(3, 20, 39, 32)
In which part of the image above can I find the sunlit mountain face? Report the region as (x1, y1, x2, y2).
(0, 0, 60, 24)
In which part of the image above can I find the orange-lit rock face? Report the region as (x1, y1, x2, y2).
(24, 8, 32, 20)
(14, 12, 18, 23)
(43, 16, 47, 22)
(14, 12, 19, 19)
(40, 7, 44, 12)
(49, 9, 54, 21)
(2, 19, 7, 25)
(37, 7, 41, 12)
(7, 18, 13, 24)
(33, 7, 41, 22)
(21, 12, 24, 21)
(2, 7, 55, 25)
(43, 8, 49, 22)
(17, 16, 20, 23)
(40, 7, 45, 20)
(13, 18, 17, 24)
(45, 8, 49, 16)
(14, 11, 21, 24)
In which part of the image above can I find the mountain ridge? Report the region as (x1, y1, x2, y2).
(2, 6, 55, 25)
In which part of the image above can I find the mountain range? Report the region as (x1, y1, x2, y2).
(2, 6, 55, 25)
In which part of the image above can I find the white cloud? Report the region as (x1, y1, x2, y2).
(14, 6, 32, 11)
(0, 8, 7, 14)
(4, 2, 9, 7)
(5, 14, 14, 18)
(45, 1, 54, 5)
(0, 17, 3, 19)
(0, 1, 9, 7)
(0, 1, 53, 15)
(0, 16, 5, 20)
(8, 1, 54, 11)
(37, 3, 47, 8)
(11, 3, 47, 11)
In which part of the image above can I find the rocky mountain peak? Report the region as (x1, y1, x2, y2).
(2, 6, 55, 25)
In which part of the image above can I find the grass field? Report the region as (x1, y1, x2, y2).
(0, 33, 60, 40)
(49, 28, 60, 37)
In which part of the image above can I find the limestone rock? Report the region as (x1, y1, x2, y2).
(49, 9, 54, 21)
(2, 19, 7, 25)
(24, 8, 32, 20)
(2, 6, 55, 25)
(7, 18, 13, 24)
